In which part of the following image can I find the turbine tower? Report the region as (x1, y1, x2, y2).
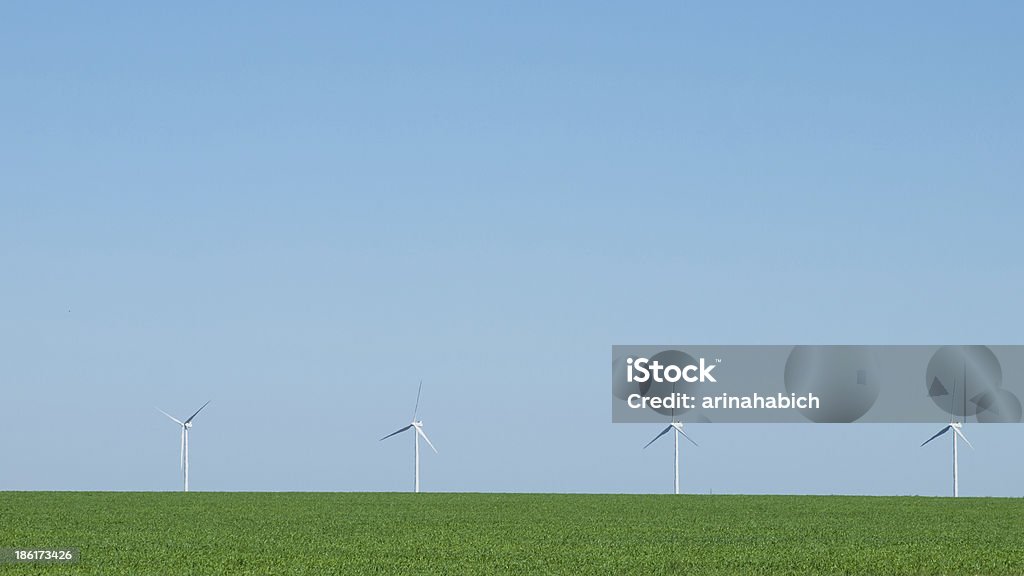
(380, 381, 437, 492)
(922, 366, 973, 497)
(157, 401, 211, 492)
(644, 421, 698, 494)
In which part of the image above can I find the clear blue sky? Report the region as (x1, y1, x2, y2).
(2, 2, 1022, 495)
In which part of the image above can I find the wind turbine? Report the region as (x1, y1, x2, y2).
(157, 401, 211, 492)
(380, 381, 437, 492)
(644, 421, 698, 495)
(922, 365, 973, 497)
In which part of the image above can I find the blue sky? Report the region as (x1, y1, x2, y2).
(2, 2, 1023, 495)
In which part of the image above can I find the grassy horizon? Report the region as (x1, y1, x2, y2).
(2, 492, 1022, 575)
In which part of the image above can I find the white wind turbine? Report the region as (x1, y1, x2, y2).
(380, 381, 437, 493)
(921, 367, 973, 497)
(157, 401, 211, 492)
(644, 421, 698, 495)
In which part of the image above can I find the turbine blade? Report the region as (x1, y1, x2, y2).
(157, 408, 183, 426)
(951, 377, 957, 419)
(184, 400, 211, 424)
(963, 362, 968, 419)
(921, 425, 951, 447)
(954, 427, 974, 449)
(643, 426, 673, 449)
(677, 428, 700, 448)
(412, 380, 423, 420)
(416, 426, 438, 453)
(380, 424, 413, 441)
(179, 427, 185, 470)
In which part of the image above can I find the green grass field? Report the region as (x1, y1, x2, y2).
(1, 492, 1022, 575)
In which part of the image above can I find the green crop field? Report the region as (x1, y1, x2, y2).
(1, 492, 1022, 575)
